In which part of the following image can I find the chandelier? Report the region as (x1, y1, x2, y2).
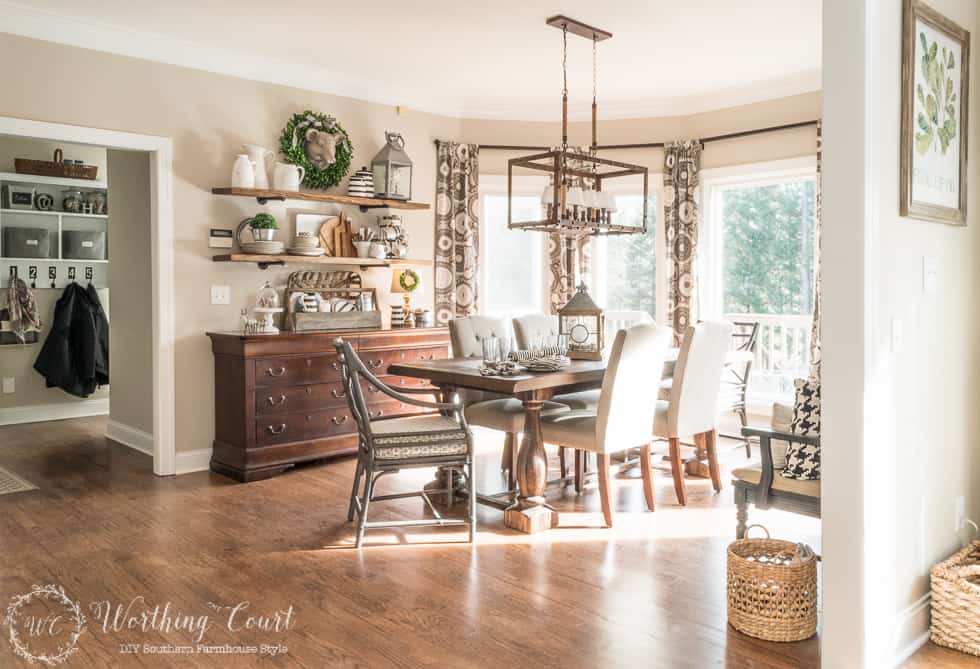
(508, 15, 649, 238)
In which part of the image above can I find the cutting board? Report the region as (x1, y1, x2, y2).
(317, 216, 343, 256)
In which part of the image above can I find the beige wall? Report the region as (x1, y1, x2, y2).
(466, 92, 821, 175)
(107, 149, 153, 434)
(0, 33, 465, 453)
(0, 34, 820, 455)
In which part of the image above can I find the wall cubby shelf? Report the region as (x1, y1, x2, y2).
(212, 253, 433, 271)
(212, 187, 431, 211)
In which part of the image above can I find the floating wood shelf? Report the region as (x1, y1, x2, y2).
(212, 187, 431, 211)
(212, 253, 432, 270)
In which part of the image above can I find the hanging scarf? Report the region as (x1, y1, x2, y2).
(6, 277, 41, 343)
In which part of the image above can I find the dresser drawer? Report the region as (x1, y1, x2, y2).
(255, 407, 353, 447)
(253, 355, 341, 387)
(356, 346, 448, 375)
(255, 382, 348, 416)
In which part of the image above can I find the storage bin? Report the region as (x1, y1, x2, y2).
(2, 227, 52, 259)
(62, 230, 106, 260)
(930, 538, 980, 656)
(727, 525, 818, 642)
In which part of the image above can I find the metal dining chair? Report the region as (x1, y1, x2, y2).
(334, 338, 476, 547)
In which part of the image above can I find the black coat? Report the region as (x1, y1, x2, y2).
(34, 283, 109, 398)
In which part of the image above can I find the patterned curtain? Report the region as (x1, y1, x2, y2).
(548, 235, 590, 313)
(434, 141, 480, 325)
(808, 122, 822, 380)
(663, 140, 702, 345)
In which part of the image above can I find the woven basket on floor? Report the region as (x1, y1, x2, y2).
(727, 525, 818, 642)
(930, 536, 980, 657)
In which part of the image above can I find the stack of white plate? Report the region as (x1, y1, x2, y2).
(347, 166, 375, 197)
(241, 240, 284, 255)
(287, 232, 325, 256)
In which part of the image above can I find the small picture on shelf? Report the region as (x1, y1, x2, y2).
(2, 185, 36, 210)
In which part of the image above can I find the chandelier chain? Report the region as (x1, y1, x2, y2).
(592, 35, 597, 104)
(562, 25, 568, 99)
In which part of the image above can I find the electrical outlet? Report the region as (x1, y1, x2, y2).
(891, 318, 903, 353)
(955, 496, 966, 534)
(210, 285, 231, 305)
(1, 377, 14, 394)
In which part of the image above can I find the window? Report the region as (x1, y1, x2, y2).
(701, 159, 817, 401)
(478, 175, 546, 317)
(595, 193, 656, 320)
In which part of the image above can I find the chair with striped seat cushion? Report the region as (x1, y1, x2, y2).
(333, 338, 476, 548)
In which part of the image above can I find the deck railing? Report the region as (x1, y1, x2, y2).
(724, 312, 812, 400)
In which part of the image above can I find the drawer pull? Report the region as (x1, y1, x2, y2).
(331, 362, 342, 371)
(370, 410, 384, 419)
(366, 359, 384, 368)
(331, 388, 346, 398)
(419, 353, 435, 361)
(267, 366, 287, 377)
(267, 423, 287, 435)
(366, 385, 381, 393)
(267, 394, 286, 406)
(331, 415, 349, 426)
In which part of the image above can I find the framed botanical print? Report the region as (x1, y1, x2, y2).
(901, 0, 971, 225)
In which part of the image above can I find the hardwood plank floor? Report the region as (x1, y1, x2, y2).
(0, 415, 834, 667)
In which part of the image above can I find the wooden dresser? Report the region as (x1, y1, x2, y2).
(206, 327, 450, 481)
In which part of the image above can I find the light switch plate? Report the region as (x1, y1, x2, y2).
(923, 256, 938, 294)
(210, 285, 231, 305)
(1, 377, 14, 394)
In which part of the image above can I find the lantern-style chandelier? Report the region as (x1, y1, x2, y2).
(508, 15, 649, 238)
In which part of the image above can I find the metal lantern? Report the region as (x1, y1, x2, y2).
(558, 282, 604, 360)
(371, 131, 413, 200)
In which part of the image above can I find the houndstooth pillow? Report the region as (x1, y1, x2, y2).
(782, 378, 821, 480)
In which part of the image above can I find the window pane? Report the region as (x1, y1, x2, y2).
(719, 179, 815, 399)
(603, 195, 655, 318)
(483, 194, 542, 315)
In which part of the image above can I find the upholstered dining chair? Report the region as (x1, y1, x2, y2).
(653, 321, 733, 505)
(512, 314, 560, 350)
(540, 324, 672, 527)
(334, 338, 476, 548)
(449, 316, 570, 489)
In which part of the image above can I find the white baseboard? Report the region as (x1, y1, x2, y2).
(175, 448, 211, 475)
(105, 419, 154, 456)
(893, 593, 931, 667)
(0, 398, 110, 427)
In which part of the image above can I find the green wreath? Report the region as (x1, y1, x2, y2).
(279, 111, 353, 190)
(398, 269, 420, 292)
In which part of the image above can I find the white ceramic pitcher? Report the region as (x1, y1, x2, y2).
(242, 144, 274, 189)
(231, 154, 256, 189)
(273, 162, 305, 192)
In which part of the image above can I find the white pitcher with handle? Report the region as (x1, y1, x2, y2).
(231, 154, 255, 189)
(242, 144, 274, 189)
(273, 162, 305, 192)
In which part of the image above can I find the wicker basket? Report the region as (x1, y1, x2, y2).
(727, 525, 819, 642)
(930, 535, 980, 657)
(15, 149, 98, 181)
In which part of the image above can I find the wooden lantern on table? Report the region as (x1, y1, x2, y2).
(558, 282, 604, 360)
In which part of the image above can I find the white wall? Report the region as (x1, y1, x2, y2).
(823, 0, 980, 667)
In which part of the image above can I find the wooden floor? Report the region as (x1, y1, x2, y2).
(0, 415, 949, 668)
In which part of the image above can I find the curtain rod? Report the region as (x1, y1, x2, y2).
(457, 120, 819, 151)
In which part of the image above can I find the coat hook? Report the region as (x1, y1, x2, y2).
(49, 266, 57, 289)
(29, 265, 37, 289)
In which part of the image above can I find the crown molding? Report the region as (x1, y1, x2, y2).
(0, 1, 820, 123)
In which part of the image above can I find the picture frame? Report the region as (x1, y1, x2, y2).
(901, 0, 971, 225)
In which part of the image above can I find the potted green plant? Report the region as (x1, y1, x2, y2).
(248, 213, 278, 241)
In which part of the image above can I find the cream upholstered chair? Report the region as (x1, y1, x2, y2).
(553, 311, 657, 413)
(540, 324, 672, 526)
(449, 316, 569, 489)
(512, 314, 560, 350)
(653, 321, 733, 505)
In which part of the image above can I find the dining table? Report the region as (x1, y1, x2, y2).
(388, 348, 753, 534)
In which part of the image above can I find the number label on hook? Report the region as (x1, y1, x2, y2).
(85, 267, 93, 281)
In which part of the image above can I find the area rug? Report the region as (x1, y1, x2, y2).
(0, 466, 36, 496)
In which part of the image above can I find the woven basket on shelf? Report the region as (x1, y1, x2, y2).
(15, 149, 98, 181)
(727, 525, 819, 642)
(930, 536, 980, 657)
